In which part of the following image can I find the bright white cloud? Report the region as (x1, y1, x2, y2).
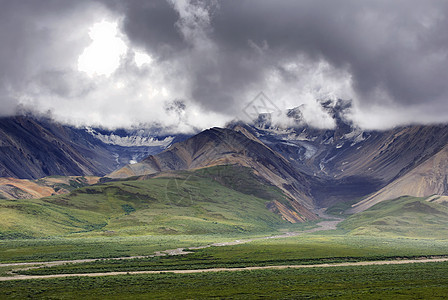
(134, 51, 153, 67)
(78, 21, 127, 77)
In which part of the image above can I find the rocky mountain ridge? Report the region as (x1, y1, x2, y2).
(244, 99, 448, 208)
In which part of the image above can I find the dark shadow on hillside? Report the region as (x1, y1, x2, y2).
(311, 176, 384, 208)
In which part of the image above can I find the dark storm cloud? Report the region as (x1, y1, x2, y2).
(219, 0, 448, 111)
(1, 0, 448, 128)
(218, 0, 448, 109)
(113, 0, 448, 121)
(120, 0, 185, 58)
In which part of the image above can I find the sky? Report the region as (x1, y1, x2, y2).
(0, 0, 447, 132)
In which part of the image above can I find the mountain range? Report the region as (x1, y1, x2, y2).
(1, 99, 448, 234)
(107, 99, 448, 217)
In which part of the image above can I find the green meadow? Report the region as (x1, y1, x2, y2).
(14, 234, 448, 276)
(0, 166, 298, 239)
(340, 196, 448, 238)
(2, 262, 448, 299)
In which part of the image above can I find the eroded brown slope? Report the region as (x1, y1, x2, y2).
(0, 176, 100, 200)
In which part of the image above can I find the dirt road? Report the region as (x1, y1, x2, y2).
(1, 257, 447, 281)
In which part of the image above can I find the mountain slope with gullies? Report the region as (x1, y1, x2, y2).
(310, 124, 448, 207)
(108, 126, 317, 220)
(349, 143, 448, 213)
(246, 99, 448, 208)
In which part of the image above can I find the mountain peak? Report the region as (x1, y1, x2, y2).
(247, 98, 354, 134)
(318, 99, 353, 128)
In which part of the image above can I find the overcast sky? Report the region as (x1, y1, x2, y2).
(1, 0, 447, 131)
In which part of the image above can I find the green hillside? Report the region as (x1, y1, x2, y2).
(339, 196, 448, 238)
(0, 166, 296, 238)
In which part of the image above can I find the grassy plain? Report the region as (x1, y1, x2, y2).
(0, 234, 260, 263)
(2, 262, 448, 299)
(15, 234, 448, 275)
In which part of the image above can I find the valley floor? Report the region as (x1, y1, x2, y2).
(2, 260, 448, 299)
(0, 216, 341, 280)
(1, 256, 448, 282)
(2, 212, 448, 298)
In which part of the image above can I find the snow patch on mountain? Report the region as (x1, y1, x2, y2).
(85, 127, 174, 147)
